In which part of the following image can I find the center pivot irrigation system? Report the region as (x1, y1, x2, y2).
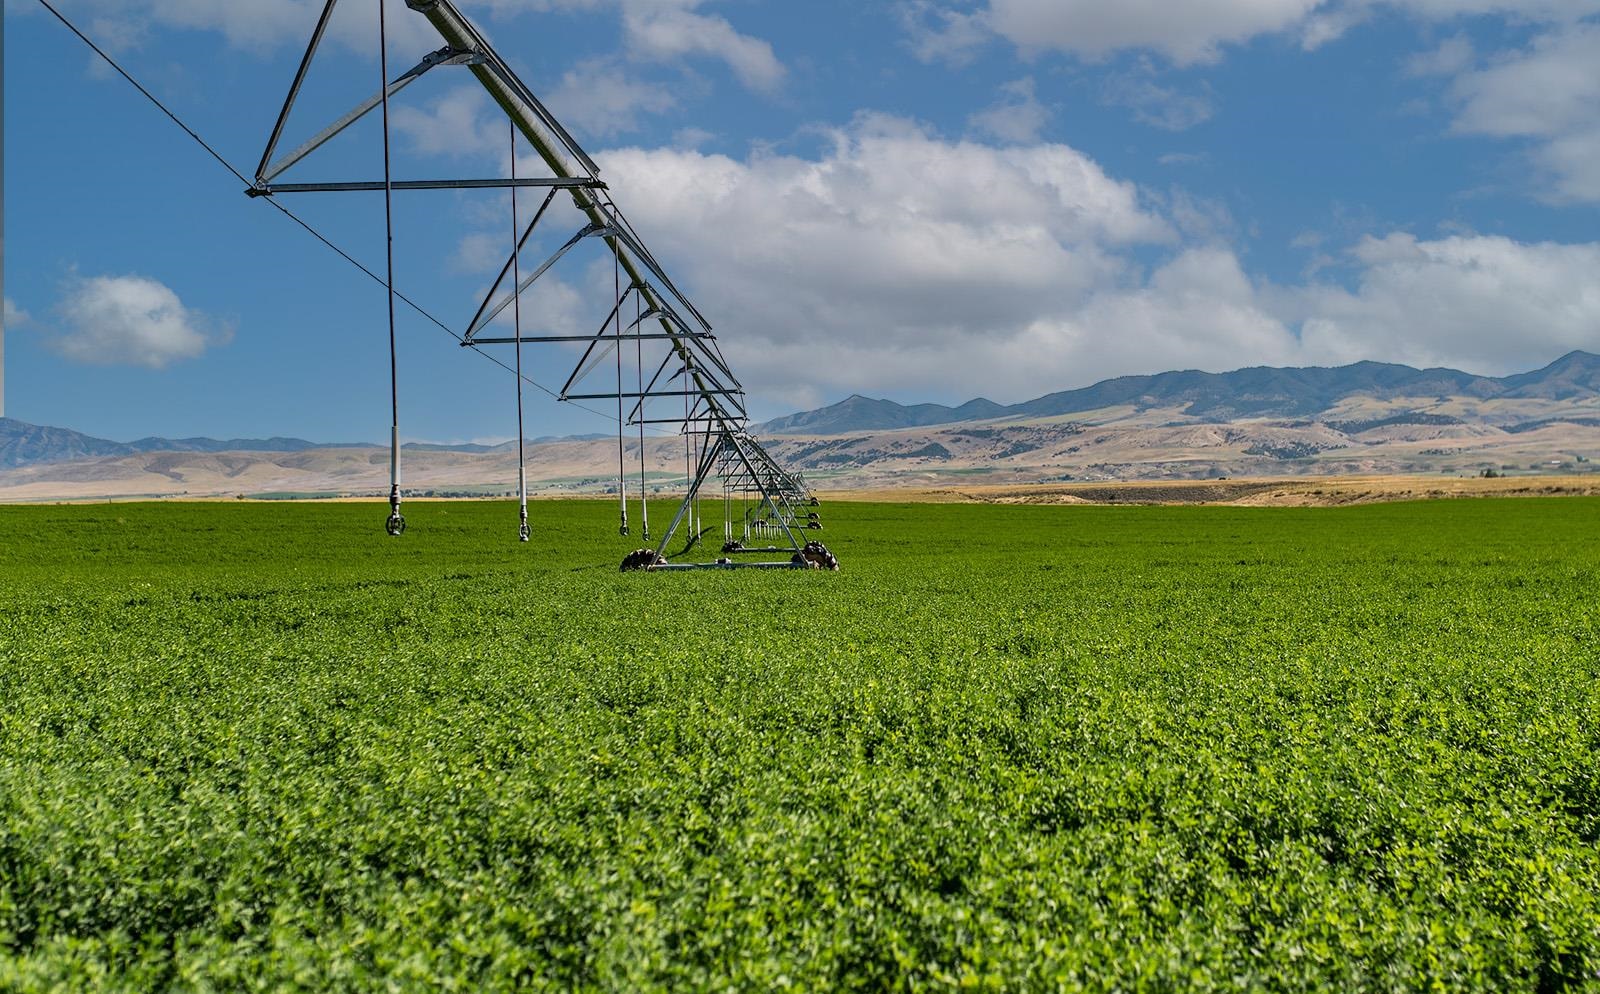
(241, 0, 837, 572)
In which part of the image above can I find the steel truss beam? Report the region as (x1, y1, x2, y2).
(256, 39, 487, 189)
(254, 178, 603, 195)
(251, 0, 827, 569)
(648, 428, 808, 568)
(471, 332, 713, 344)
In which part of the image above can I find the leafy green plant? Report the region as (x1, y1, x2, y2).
(1, 497, 1597, 991)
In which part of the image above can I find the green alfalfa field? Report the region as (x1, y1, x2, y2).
(1, 497, 1597, 991)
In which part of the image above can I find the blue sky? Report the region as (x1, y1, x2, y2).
(4, 0, 1599, 443)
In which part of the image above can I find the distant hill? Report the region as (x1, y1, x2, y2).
(5, 351, 1597, 495)
(0, 418, 370, 469)
(401, 434, 607, 453)
(761, 351, 1600, 434)
(0, 418, 614, 470)
(0, 419, 136, 468)
(126, 435, 372, 455)
(760, 395, 1008, 434)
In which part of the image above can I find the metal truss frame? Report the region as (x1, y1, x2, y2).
(249, 0, 829, 570)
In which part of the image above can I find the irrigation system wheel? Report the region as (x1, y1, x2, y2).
(793, 541, 840, 571)
(620, 548, 668, 571)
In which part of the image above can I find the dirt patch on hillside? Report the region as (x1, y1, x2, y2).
(819, 475, 1600, 507)
(986, 481, 1287, 505)
(1228, 478, 1600, 507)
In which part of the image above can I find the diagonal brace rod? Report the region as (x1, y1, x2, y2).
(467, 221, 613, 339)
(260, 46, 483, 184)
(255, 0, 340, 182)
(558, 285, 637, 398)
(461, 187, 558, 341)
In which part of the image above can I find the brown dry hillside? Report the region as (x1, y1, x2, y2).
(1, 416, 1595, 503)
(827, 475, 1600, 507)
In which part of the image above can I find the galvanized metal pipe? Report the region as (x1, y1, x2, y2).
(380, 0, 404, 535)
(511, 120, 529, 542)
(403, 0, 738, 428)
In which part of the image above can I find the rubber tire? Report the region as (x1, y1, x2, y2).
(797, 540, 840, 571)
(620, 548, 667, 571)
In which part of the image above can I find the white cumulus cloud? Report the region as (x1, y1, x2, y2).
(3, 297, 31, 329)
(50, 273, 227, 368)
(985, 0, 1327, 65)
(1447, 22, 1600, 202)
(592, 114, 1196, 400)
(1101, 66, 1215, 131)
(548, 58, 678, 138)
(968, 77, 1051, 143)
(1405, 32, 1475, 76)
(899, 1, 993, 65)
(477, 0, 785, 92)
(988, 249, 1302, 395)
(390, 86, 504, 160)
(412, 107, 1600, 405)
(19, 0, 438, 56)
(29, 0, 783, 100)
(597, 121, 1600, 400)
(619, 1, 784, 91)
(1288, 232, 1600, 370)
(903, 0, 1600, 66)
(1380, 0, 1600, 20)
(601, 113, 1171, 324)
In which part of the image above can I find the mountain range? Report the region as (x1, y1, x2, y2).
(2, 351, 1597, 499)
(0, 419, 604, 470)
(758, 351, 1600, 434)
